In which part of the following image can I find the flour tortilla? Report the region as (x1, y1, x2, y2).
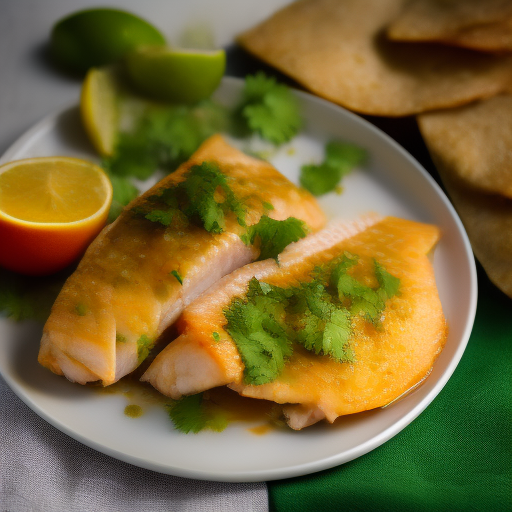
(237, 0, 512, 116)
(387, 0, 512, 52)
(418, 95, 512, 197)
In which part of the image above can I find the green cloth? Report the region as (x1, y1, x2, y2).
(268, 265, 512, 512)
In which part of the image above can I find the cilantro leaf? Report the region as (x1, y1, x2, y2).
(0, 268, 67, 323)
(242, 215, 307, 261)
(139, 162, 246, 234)
(300, 140, 367, 196)
(166, 393, 228, 434)
(182, 162, 245, 233)
(224, 278, 293, 385)
(137, 334, 154, 363)
(236, 72, 302, 145)
(223, 256, 401, 384)
(106, 173, 139, 222)
(104, 100, 231, 178)
(332, 256, 400, 326)
(170, 270, 183, 285)
(374, 260, 400, 299)
(145, 209, 174, 226)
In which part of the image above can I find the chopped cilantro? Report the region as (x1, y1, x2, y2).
(374, 260, 401, 299)
(223, 257, 400, 385)
(145, 209, 174, 226)
(300, 140, 367, 196)
(212, 331, 220, 341)
(170, 270, 183, 285)
(106, 173, 139, 222)
(0, 268, 67, 323)
(236, 72, 302, 145)
(104, 100, 231, 179)
(116, 332, 127, 343)
(224, 278, 293, 385)
(75, 303, 87, 316)
(331, 255, 400, 326)
(166, 393, 228, 434)
(241, 216, 307, 261)
(139, 162, 246, 233)
(182, 162, 246, 233)
(137, 334, 154, 363)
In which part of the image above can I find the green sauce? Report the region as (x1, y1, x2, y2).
(124, 404, 143, 418)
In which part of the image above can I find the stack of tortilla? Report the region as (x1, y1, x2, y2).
(237, 0, 512, 298)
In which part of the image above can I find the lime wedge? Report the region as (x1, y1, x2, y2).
(80, 67, 120, 157)
(51, 8, 166, 74)
(125, 46, 226, 104)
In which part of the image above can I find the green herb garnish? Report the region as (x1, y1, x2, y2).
(300, 140, 367, 196)
(166, 393, 228, 434)
(139, 161, 246, 234)
(75, 303, 88, 316)
(104, 100, 231, 180)
(136, 334, 154, 363)
(116, 332, 127, 343)
(224, 278, 293, 385)
(0, 268, 67, 323)
(241, 215, 307, 261)
(223, 256, 400, 385)
(236, 72, 302, 145)
(170, 270, 183, 285)
(106, 173, 140, 222)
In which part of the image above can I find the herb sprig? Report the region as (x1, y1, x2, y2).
(224, 255, 400, 386)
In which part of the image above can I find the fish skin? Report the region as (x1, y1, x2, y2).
(142, 215, 447, 429)
(38, 134, 326, 386)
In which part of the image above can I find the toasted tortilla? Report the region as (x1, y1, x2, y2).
(387, 0, 512, 52)
(417, 95, 512, 198)
(434, 170, 512, 299)
(237, 0, 512, 116)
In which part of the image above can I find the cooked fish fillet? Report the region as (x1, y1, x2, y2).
(38, 135, 326, 385)
(142, 215, 447, 429)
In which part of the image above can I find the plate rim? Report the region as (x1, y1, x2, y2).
(0, 76, 478, 482)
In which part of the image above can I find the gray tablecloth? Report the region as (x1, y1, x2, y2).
(0, 376, 268, 512)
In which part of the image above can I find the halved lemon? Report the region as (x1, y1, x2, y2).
(125, 46, 226, 103)
(80, 67, 119, 157)
(0, 157, 113, 276)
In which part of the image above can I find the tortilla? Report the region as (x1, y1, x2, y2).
(417, 95, 512, 198)
(387, 0, 512, 52)
(237, 0, 512, 116)
(435, 170, 512, 299)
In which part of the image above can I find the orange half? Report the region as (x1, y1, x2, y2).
(0, 156, 113, 275)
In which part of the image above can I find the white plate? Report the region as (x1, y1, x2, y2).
(0, 77, 477, 482)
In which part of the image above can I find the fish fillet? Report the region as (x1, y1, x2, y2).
(142, 215, 447, 429)
(38, 135, 326, 385)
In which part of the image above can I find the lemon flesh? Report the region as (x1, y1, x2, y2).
(125, 47, 226, 103)
(0, 157, 112, 224)
(51, 8, 166, 74)
(81, 67, 119, 157)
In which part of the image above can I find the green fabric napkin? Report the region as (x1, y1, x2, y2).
(268, 264, 512, 512)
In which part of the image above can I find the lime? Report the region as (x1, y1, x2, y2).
(51, 8, 166, 74)
(80, 67, 120, 157)
(125, 46, 226, 104)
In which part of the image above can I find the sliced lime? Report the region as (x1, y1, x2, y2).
(125, 46, 226, 104)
